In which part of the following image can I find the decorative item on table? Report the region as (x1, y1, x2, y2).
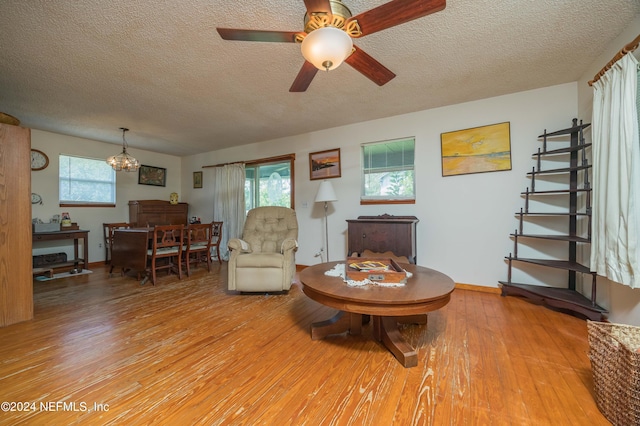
(169, 192, 179, 204)
(32, 218, 60, 233)
(349, 260, 390, 272)
(189, 217, 201, 224)
(346, 257, 407, 283)
(51, 214, 60, 223)
(61, 212, 72, 227)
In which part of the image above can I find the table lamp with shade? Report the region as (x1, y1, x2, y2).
(315, 180, 338, 262)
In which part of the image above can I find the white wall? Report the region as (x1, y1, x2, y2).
(31, 130, 182, 264)
(181, 82, 578, 289)
(576, 16, 640, 325)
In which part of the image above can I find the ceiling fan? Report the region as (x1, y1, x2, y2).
(217, 0, 446, 92)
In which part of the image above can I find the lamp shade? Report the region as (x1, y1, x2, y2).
(315, 180, 337, 203)
(301, 27, 353, 71)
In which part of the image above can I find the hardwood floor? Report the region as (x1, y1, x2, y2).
(0, 263, 609, 425)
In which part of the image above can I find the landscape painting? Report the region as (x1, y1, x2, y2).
(309, 148, 341, 180)
(441, 122, 512, 177)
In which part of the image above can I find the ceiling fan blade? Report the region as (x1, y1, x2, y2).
(217, 28, 302, 43)
(290, 61, 319, 92)
(304, 0, 333, 15)
(347, 0, 446, 37)
(345, 46, 396, 86)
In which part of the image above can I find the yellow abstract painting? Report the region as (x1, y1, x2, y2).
(441, 122, 512, 176)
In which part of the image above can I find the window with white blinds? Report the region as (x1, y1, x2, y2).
(361, 137, 415, 202)
(59, 155, 116, 205)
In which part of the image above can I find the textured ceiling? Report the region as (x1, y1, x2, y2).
(0, 0, 638, 156)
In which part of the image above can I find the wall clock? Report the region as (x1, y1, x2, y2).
(30, 149, 49, 171)
(31, 193, 43, 205)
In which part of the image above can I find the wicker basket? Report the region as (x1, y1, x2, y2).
(587, 321, 640, 425)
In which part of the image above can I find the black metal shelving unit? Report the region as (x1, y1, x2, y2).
(500, 118, 608, 320)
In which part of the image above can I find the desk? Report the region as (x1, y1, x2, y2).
(32, 229, 89, 271)
(299, 262, 454, 368)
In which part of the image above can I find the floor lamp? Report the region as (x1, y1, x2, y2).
(315, 180, 337, 262)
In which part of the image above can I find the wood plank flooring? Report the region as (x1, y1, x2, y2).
(0, 263, 609, 425)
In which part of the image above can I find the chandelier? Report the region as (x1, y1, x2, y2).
(106, 127, 140, 172)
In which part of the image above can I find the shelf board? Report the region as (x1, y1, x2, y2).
(499, 282, 607, 320)
(510, 234, 590, 243)
(538, 122, 591, 138)
(521, 188, 590, 195)
(505, 257, 592, 273)
(36, 260, 86, 270)
(527, 165, 591, 175)
(533, 143, 592, 156)
(516, 212, 590, 216)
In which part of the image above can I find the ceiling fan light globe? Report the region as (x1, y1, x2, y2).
(301, 27, 352, 71)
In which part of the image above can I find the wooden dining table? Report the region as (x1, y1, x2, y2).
(110, 228, 153, 284)
(110, 224, 214, 284)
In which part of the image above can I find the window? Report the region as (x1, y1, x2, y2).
(244, 155, 295, 214)
(361, 138, 415, 203)
(59, 155, 116, 206)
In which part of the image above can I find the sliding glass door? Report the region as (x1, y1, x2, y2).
(244, 156, 294, 214)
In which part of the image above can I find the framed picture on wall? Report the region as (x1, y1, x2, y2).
(309, 148, 341, 180)
(138, 165, 167, 187)
(440, 122, 512, 177)
(193, 171, 203, 188)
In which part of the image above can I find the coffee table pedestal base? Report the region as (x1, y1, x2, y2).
(311, 312, 427, 368)
(310, 311, 364, 340)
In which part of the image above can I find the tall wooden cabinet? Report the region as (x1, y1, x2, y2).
(500, 119, 607, 320)
(128, 200, 188, 227)
(0, 124, 33, 327)
(347, 215, 419, 263)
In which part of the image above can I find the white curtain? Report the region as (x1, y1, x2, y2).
(590, 53, 640, 288)
(212, 163, 245, 260)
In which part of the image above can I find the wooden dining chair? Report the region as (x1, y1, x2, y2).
(211, 221, 223, 263)
(103, 222, 132, 264)
(183, 223, 214, 276)
(147, 224, 184, 285)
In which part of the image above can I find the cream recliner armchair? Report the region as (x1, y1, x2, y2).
(227, 206, 298, 292)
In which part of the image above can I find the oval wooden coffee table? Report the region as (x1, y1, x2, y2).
(300, 261, 455, 368)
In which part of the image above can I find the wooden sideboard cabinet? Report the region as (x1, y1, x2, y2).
(347, 214, 419, 263)
(128, 200, 188, 227)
